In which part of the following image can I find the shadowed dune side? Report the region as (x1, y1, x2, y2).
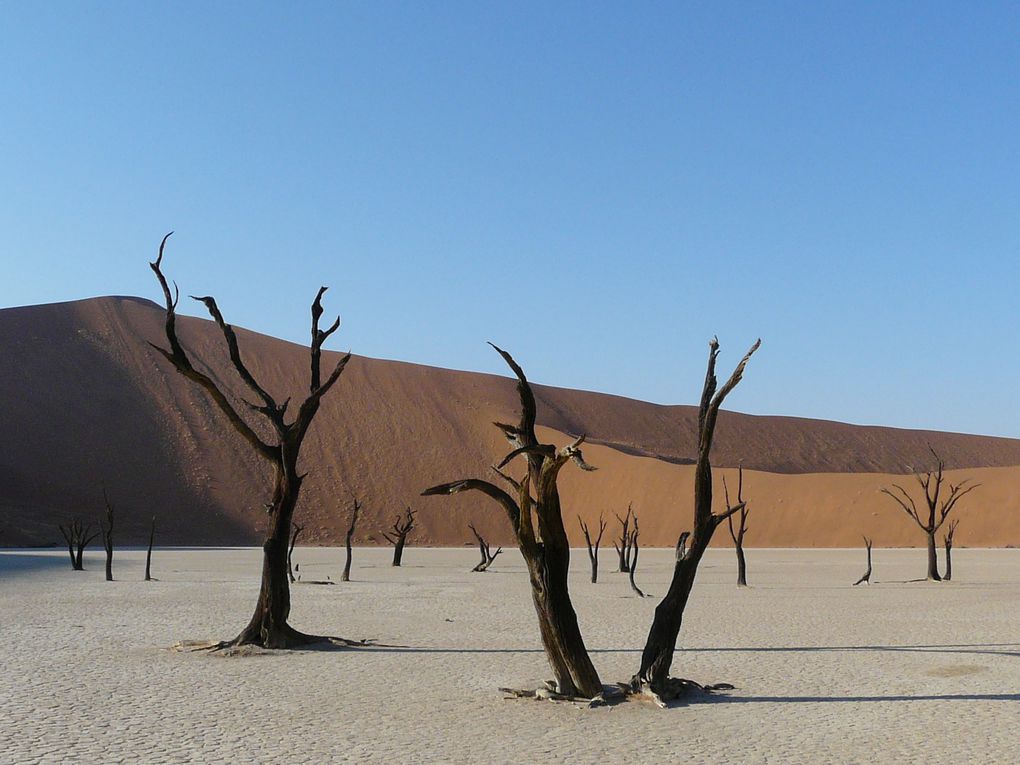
(1, 296, 1019, 548)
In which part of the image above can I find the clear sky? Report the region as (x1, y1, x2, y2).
(2, 2, 1018, 436)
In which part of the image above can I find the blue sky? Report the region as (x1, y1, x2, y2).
(2, 2, 1018, 436)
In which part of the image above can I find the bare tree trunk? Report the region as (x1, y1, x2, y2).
(633, 338, 759, 701)
(341, 499, 360, 582)
(724, 468, 750, 587)
(58, 520, 96, 572)
(735, 546, 747, 588)
(852, 536, 873, 586)
(383, 508, 415, 568)
(578, 514, 606, 584)
(469, 523, 502, 572)
(943, 519, 958, 581)
(145, 516, 155, 581)
(926, 531, 941, 582)
(613, 506, 633, 573)
(288, 522, 304, 583)
(628, 526, 645, 598)
(101, 490, 114, 582)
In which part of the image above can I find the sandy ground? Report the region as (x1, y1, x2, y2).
(2, 546, 1018, 764)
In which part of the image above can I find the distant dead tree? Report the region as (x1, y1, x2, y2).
(578, 513, 607, 583)
(100, 489, 114, 581)
(58, 519, 98, 571)
(382, 508, 416, 567)
(423, 344, 603, 699)
(675, 530, 690, 559)
(469, 523, 503, 572)
(341, 499, 360, 582)
(288, 523, 304, 583)
(943, 519, 959, 581)
(630, 337, 759, 706)
(724, 467, 749, 587)
(852, 536, 873, 586)
(880, 447, 979, 582)
(145, 516, 156, 582)
(627, 517, 645, 598)
(613, 505, 636, 573)
(150, 234, 351, 648)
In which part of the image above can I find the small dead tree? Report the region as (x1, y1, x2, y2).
(675, 530, 690, 559)
(469, 523, 503, 572)
(631, 337, 760, 705)
(288, 522, 304, 583)
(724, 467, 749, 587)
(341, 499, 360, 582)
(613, 505, 635, 573)
(100, 489, 114, 582)
(628, 517, 645, 598)
(880, 447, 979, 582)
(852, 536, 873, 586)
(943, 519, 959, 581)
(423, 344, 603, 699)
(150, 234, 352, 648)
(58, 520, 98, 571)
(578, 513, 607, 583)
(382, 508, 416, 567)
(145, 516, 156, 582)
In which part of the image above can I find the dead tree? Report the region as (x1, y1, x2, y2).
(468, 523, 503, 572)
(631, 337, 760, 705)
(145, 516, 156, 581)
(423, 344, 603, 699)
(724, 467, 749, 587)
(150, 233, 351, 648)
(341, 499, 360, 582)
(852, 536, 873, 586)
(628, 517, 645, 598)
(287, 523, 304, 583)
(100, 489, 114, 582)
(880, 447, 978, 582)
(382, 508, 416, 567)
(612, 505, 635, 573)
(943, 519, 959, 581)
(578, 513, 607, 583)
(675, 530, 690, 559)
(58, 519, 98, 571)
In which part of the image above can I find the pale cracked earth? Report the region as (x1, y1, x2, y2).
(2, 546, 1019, 764)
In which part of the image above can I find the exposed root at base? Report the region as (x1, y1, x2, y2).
(171, 634, 375, 655)
(622, 677, 736, 708)
(499, 680, 622, 708)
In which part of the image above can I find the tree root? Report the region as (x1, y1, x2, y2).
(622, 677, 735, 708)
(171, 633, 375, 655)
(499, 680, 624, 708)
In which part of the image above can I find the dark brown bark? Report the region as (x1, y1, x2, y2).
(382, 508, 416, 567)
(578, 513, 607, 583)
(145, 516, 155, 581)
(633, 337, 760, 700)
(880, 446, 978, 583)
(423, 344, 602, 699)
(627, 519, 645, 598)
(150, 234, 350, 648)
(612, 506, 634, 573)
(100, 489, 114, 582)
(852, 536, 873, 586)
(342, 499, 360, 582)
(288, 522, 304, 583)
(724, 467, 749, 587)
(943, 519, 958, 581)
(58, 519, 98, 571)
(469, 523, 503, 572)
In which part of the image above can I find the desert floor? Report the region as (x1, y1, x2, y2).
(2, 546, 1018, 764)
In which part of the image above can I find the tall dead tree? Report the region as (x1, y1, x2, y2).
(724, 467, 749, 587)
(341, 499, 360, 582)
(613, 506, 635, 573)
(627, 517, 645, 598)
(943, 519, 959, 581)
(382, 508, 416, 567)
(100, 489, 114, 582)
(469, 523, 503, 572)
(880, 448, 978, 582)
(145, 516, 156, 582)
(852, 536, 873, 586)
(423, 344, 603, 699)
(631, 337, 760, 704)
(150, 233, 351, 648)
(578, 513, 607, 583)
(288, 522, 304, 583)
(58, 520, 98, 571)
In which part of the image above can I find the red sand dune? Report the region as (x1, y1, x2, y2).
(2, 296, 1017, 548)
